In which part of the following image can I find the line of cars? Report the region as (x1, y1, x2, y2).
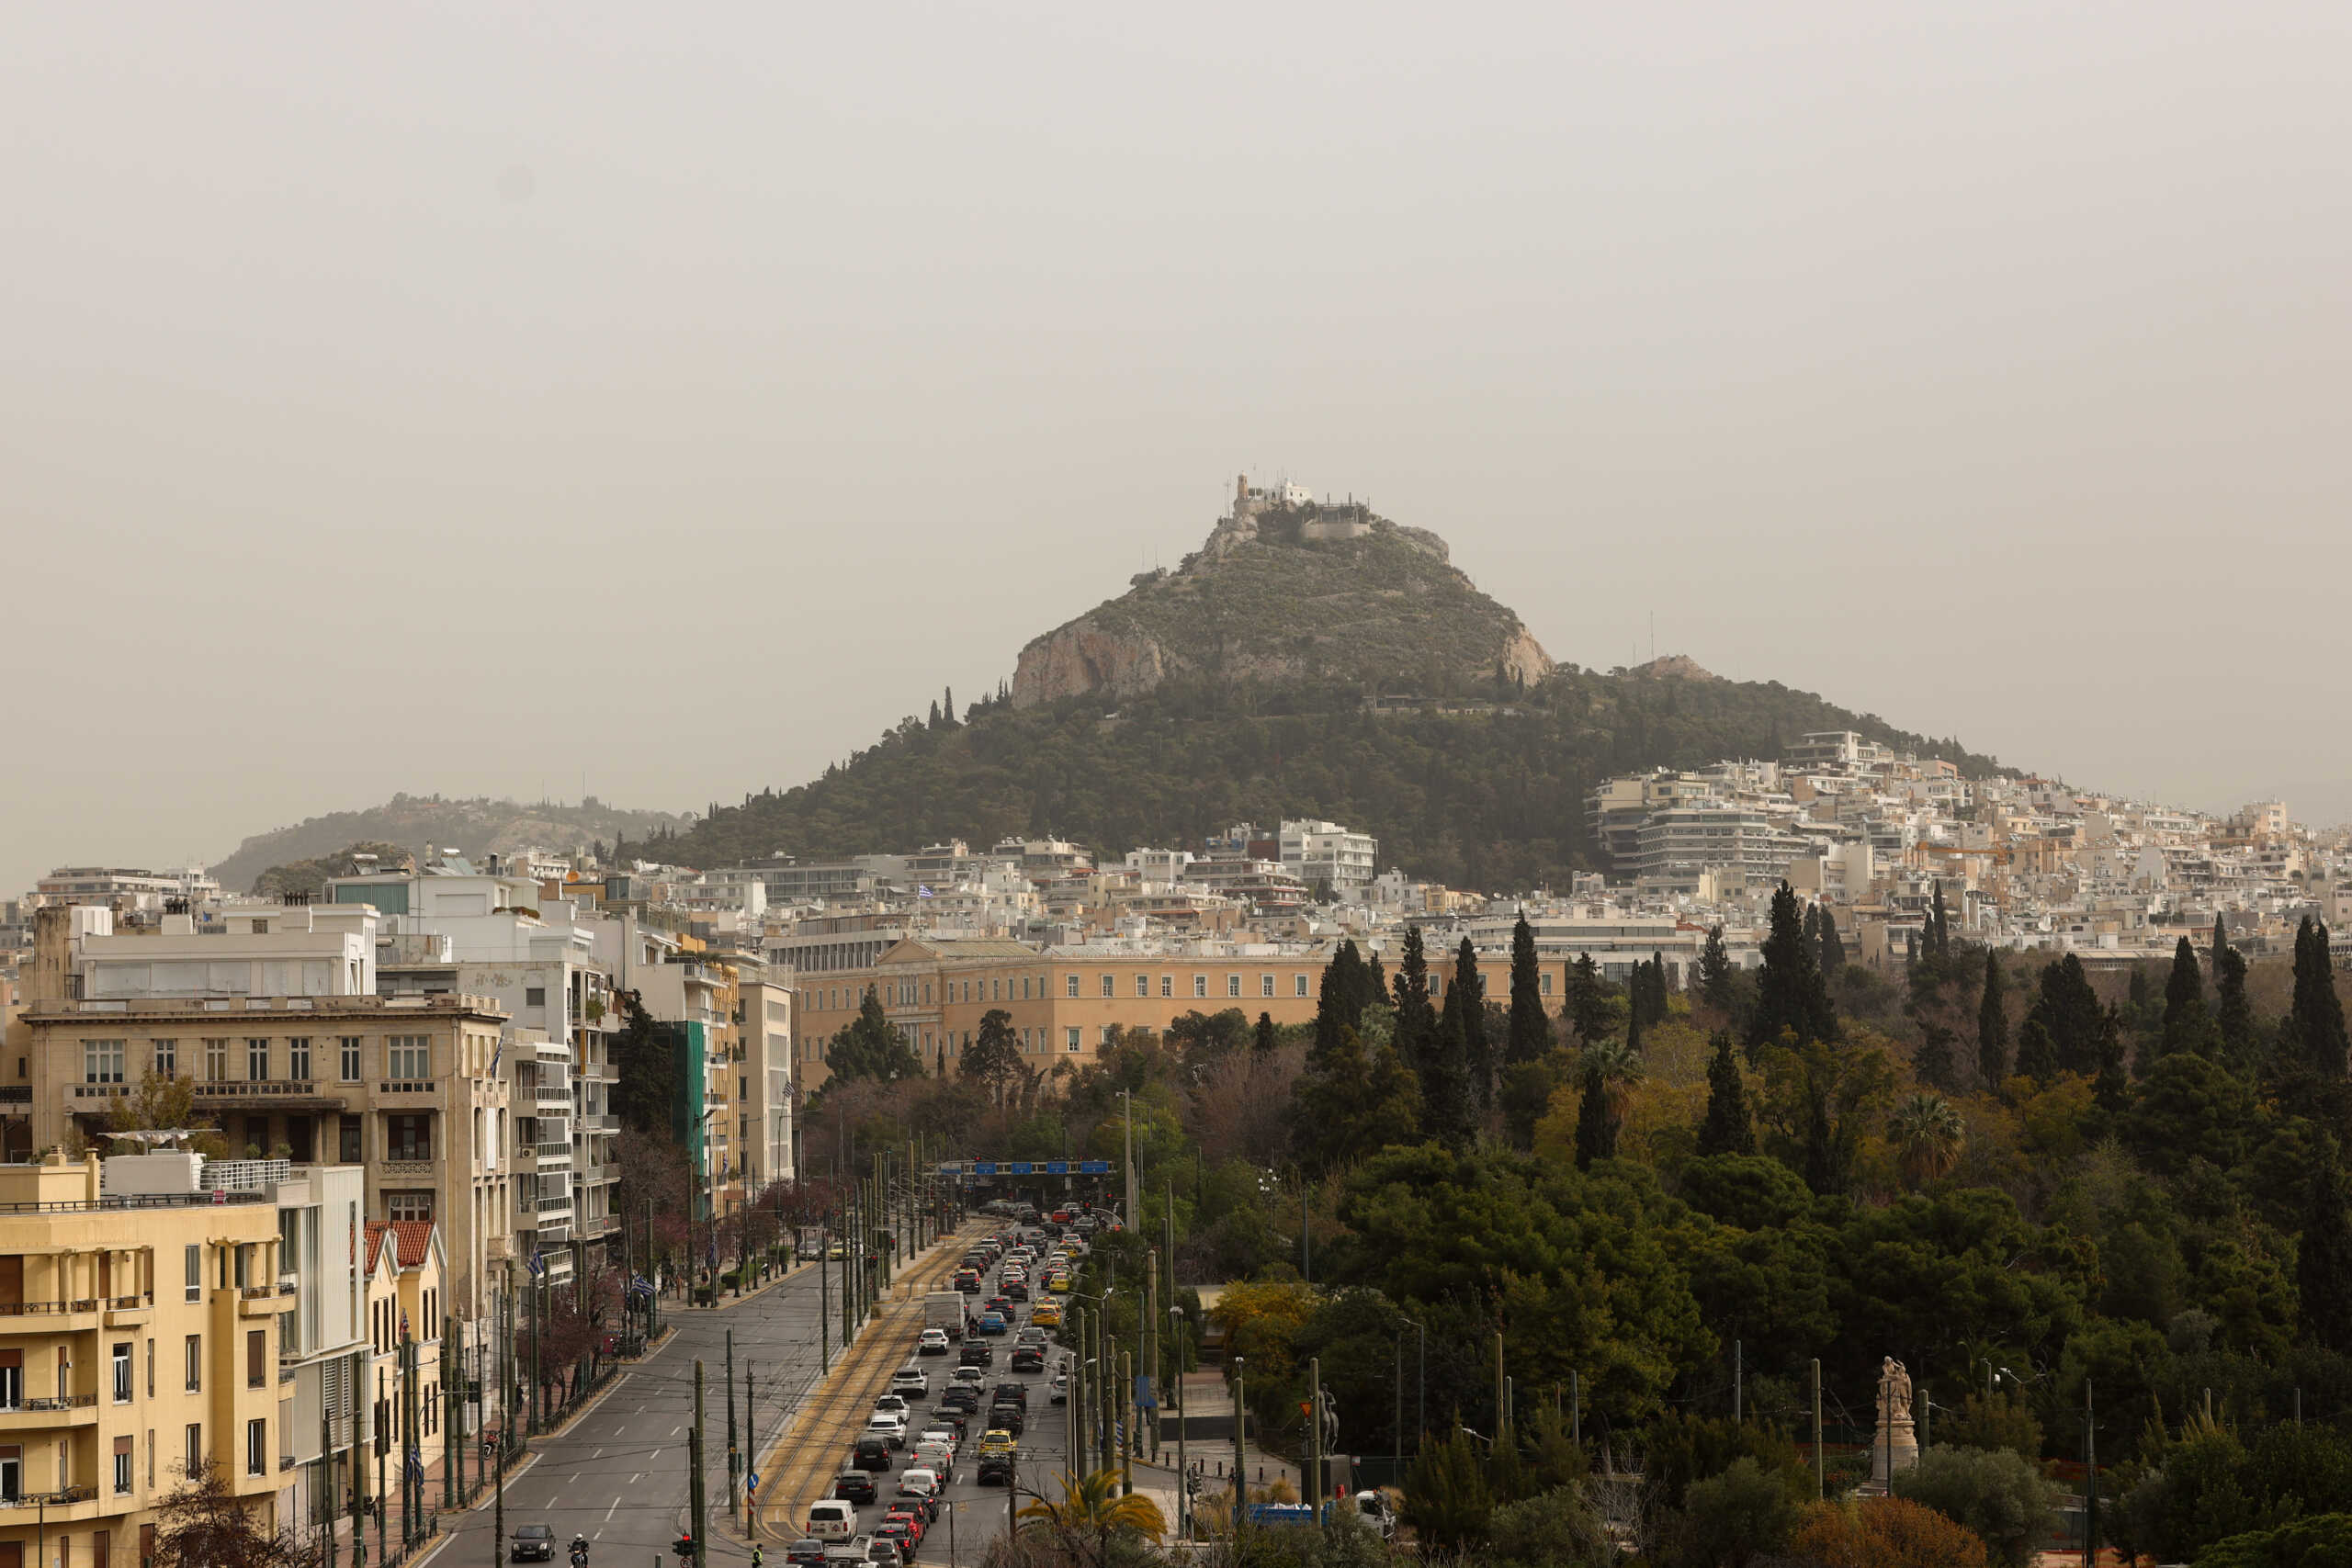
(788, 1227, 1081, 1567)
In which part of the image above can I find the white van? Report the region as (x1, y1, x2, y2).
(914, 1438, 955, 1476)
(807, 1499, 856, 1541)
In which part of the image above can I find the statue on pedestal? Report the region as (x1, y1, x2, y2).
(1872, 1357, 1919, 1484)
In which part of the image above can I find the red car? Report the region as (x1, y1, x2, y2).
(876, 1518, 923, 1559)
(885, 1503, 929, 1542)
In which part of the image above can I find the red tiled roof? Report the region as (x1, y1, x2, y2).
(364, 1219, 437, 1273)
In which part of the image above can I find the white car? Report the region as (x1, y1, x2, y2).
(873, 1393, 910, 1416)
(890, 1370, 930, 1398)
(950, 1366, 985, 1388)
(918, 1328, 951, 1356)
(864, 1411, 907, 1449)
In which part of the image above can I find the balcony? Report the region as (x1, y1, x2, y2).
(189, 1079, 341, 1111)
(532, 1085, 571, 1108)
(0, 1394, 97, 1432)
(379, 1157, 435, 1179)
(375, 1080, 436, 1100)
(0, 1484, 97, 1514)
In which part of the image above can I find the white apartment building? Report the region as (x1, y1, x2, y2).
(1280, 820, 1378, 892)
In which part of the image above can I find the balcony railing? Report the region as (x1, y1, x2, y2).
(379, 1158, 435, 1178)
(190, 1079, 321, 1100)
(21, 1394, 96, 1411)
(0, 1301, 97, 1317)
(0, 1190, 270, 1216)
(532, 1086, 571, 1107)
(532, 1142, 571, 1160)
(0, 1484, 96, 1509)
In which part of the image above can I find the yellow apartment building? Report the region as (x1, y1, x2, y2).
(0, 1150, 285, 1568)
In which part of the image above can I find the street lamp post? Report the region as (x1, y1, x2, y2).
(1170, 1304, 1189, 1541)
(1233, 1355, 1248, 1539)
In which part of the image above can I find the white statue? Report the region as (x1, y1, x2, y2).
(1872, 1357, 1919, 1484)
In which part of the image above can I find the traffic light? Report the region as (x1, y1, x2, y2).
(673, 1535, 696, 1560)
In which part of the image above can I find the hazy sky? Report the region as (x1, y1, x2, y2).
(7, 3, 2350, 893)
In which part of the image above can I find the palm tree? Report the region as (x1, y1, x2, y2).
(1578, 1036, 1645, 1120)
(1891, 1092, 1966, 1188)
(1018, 1468, 1169, 1564)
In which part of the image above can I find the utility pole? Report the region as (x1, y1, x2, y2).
(529, 1261, 543, 1435)
(691, 1359, 709, 1562)
(745, 1360, 756, 1537)
(322, 1396, 339, 1568)
(1811, 1359, 1825, 1499)
(1233, 1356, 1249, 1538)
(1173, 1305, 1190, 1541)
(442, 1314, 457, 1509)
(2083, 1376, 2098, 1568)
(401, 1331, 418, 1549)
(819, 1211, 831, 1374)
(1144, 1250, 1159, 1464)
(1070, 1308, 1087, 1476)
(1122, 1348, 1136, 1497)
(376, 1362, 387, 1567)
(1122, 1090, 1137, 1224)
(726, 1328, 741, 1528)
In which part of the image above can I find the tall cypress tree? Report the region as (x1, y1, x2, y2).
(1253, 1011, 1278, 1058)
(1442, 937, 1492, 1112)
(1929, 882, 1951, 963)
(1312, 940, 1370, 1066)
(2162, 934, 2204, 1032)
(2094, 1008, 2130, 1113)
(2300, 1134, 2352, 1355)
(1699, 925, 1737, 1014)
(1566, 954, 1613, 1044)
(1747, 882, 1836, 1055)
(2014, 1018, 2059, 1087)
(1697, 1032, 1756, 1156)
(2291, 918, 2350, 1079)
(1505, 915, 1552, 1065)
(1393, 925, 1437, 1071)
(1803, 903, 1823, 966)
(2216, 943, 2256, 1067)
(1367, 948, 1388, 1001)
(1420, 996, 1479, 1150)
(1573, 1060, 1617, 1169)
(1916, 1024, 1957, 1092)
(1819, 908, 1846, 976)
(1977, 949, 2009, 1089)
(2211, 913, 2230, 976)
(2028, 954, 2106, 1076)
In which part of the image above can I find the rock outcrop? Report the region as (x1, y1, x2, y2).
(1012, 485, 1552, 707)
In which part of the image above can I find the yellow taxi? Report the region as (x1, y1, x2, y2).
(1029, 1301, 1063, 1327)
(1047, 1273, 1071, 1294)
(978, 1428, 1016, 1457)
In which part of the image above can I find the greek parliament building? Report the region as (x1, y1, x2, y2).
(786, 916, 1742, 1090)
(4, 906, 518, 1321)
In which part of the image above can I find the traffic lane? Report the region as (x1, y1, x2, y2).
(430, 1261, 841, 1565)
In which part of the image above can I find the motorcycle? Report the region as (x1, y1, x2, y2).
(570, 1537, 591, 1566)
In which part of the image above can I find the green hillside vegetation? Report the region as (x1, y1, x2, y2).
(1053, 521, 1539, 693)
(670, 668, 2000, 886)
(210, 793, 688, 892)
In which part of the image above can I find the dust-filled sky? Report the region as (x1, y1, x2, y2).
(6, 3, 2350, 894)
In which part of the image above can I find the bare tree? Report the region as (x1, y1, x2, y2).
(152, 1461, 306, 1568)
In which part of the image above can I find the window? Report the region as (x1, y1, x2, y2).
(111, 1343, 130, 1404)
(114, 1435, 132, 1495)
(339, 1038, 362, 1082)
(1100, 1026, 1114, 1045)
(387, 1037, 429, 1081)
(1261, 975, 1276, 998)
(287, 1038, 311, 1080)
(186, 1424, 201, 1477)
(153, 1039, 176, 1077)
(246, 1331, 264, 1390)
(1295, 975, 1309, 998)
(203, 1039, 228, 1083)
(1100, 975, 1114, 998)
(1021, 977, 1031, 1000)
(245, 1038, 268, 1081)
(1065, 1028, 1081, 1053)
(388, 1192, 433, 1223)
(0, 1445, 17, 1501)
(1160, 976, 1171, 998)
(0, 1351, 21, 1410)
(1227, 976, 1242, 998)
(1066, 975, 1080, 998)
(338, 1116, 362, 1164)
(1193, 976, 1206, 998)
(83, 1040, 125, 1085)
(1541, 973, 1554, 995)
(183, 1247, 201, 1304)
(525, 987, 546, 1008)
(1136, 975, 1148, 998)
(387, 1116, 431, 1160)
(245, 1417, 266, 1476)
(146, 1339, 153, 1398)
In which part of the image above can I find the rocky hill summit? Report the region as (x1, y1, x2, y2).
(1012, 476, 1553, 707)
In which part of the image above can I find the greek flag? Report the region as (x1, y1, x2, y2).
(627, 1275, 654, 1302)
(526, 1250, 544, 1279)
(918, 885, 934, 898)
(405, 1447, 425, 1486)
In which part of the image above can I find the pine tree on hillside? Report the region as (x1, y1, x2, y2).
(1505, 915, 1553, 1065)
(1699, 925, 1737, 1014)
(1697, 1032, 1756, 1156)
(1313, 941, 1372, 1065)
(943, 686, 957, 727)
(1254, 1011, 1278, 1058)
(1977, 949, 2009, 1089)
(2300, 1134, 2352, 1355)
(2211, 913, 2230, 975)
(2158, 934, 2218, 1064)
(2291, 918, 2350, 1080)
(1368, 949, 1388, 1001)
(1747, 882, 1836, 1055)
